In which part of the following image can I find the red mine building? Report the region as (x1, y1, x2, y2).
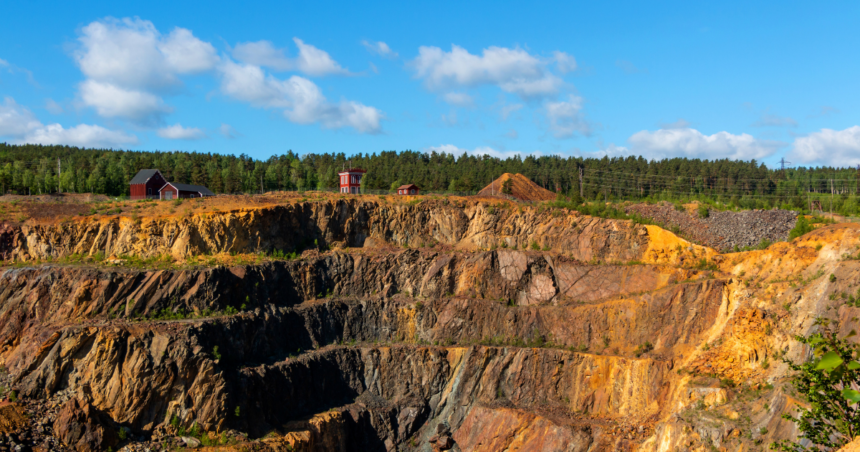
(338, 168, 366, 194)
(129, 169, 167, 200)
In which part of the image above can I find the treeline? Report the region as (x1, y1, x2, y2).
(1, 142, 860, 213)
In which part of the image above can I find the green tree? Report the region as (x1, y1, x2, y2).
(772, 321, 860, 451)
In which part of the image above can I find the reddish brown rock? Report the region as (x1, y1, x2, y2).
(53, 397, 119, 452)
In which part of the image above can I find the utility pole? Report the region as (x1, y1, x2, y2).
(831, 177, 834, 220)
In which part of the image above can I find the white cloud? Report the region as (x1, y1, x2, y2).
(789, 126, 860, 166)
(0, 97, 137, 147)
(751, 111, 798, 128)
(505, 129, 518, 139)
(232, 40, 293, 71)
(219, 123, 239, 139)
(545, 95, 590, 138)
(553, 51, 577, 74)
(231, 38, 349, 76)
(0, 58, 7, 67)
(293, 38, 349, 76)
(45, 99, 63, 114)
(79, 80, 172, 124)
(75, 17, 217, 90)
(443, 92, 473, 107)
(410, 44, 563, 99)
(0, 97, 43, 136)
(157, 123, 206, 140)
(74, 17, 217, 124)
(218, 59, 382, 133)
(627, 127, 783, 160)
(361, 40, 398, 58)
(425, 143, 541, 159)
(24, 123, 138, 148)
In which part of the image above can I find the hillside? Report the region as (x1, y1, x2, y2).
(477, 173, 557, 201)
(0, 194, 856, 451)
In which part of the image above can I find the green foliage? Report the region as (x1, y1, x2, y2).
(789, 216, 815, 241)
(501, 178, 513, 195)
(212, 346, 221, 361)
(830, 273, 837, 283)
(0, 143, 852, 213)
(698, 204, 710, 218)
(771, 322, 860, 451)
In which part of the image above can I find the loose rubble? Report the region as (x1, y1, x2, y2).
(626, 203, 797, 251)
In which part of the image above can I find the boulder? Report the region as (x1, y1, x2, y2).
(53, 398, 119, 452)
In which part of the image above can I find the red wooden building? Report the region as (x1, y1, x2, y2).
(396, 184, 419, 195)
(338, 168, 366, 194)
(159, 182, 215, 200)
(129, 169, 167, 200)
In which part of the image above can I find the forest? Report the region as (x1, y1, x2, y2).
(2, 142, 860, 214)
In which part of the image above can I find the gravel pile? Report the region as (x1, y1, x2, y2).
(626, 204, 797, 251)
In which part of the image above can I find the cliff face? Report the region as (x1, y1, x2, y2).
(1, 198, 857, 451)
(8, 199, 702, 264)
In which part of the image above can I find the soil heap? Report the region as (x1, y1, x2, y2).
(477, 173, 557, 201)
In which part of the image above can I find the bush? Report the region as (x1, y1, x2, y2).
(789, 216, 815, 241)
(772, 321, 860, 451)
(698, 204, 710, 218)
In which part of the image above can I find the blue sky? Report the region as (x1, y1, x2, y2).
(1, 1, 859, 167)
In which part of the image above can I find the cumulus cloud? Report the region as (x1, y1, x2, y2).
(157, 123, 206, 140)
(410, 44, 563, 100)
(627, 127, 783, 160)
(545, 95, 590, 138)
(75, 17, 217, 90)
(73, 17, 217, 124)
(0, 97, 137, 147)
(232, 40, 292, 71)
(443, 92, 473, 107)
(231, 38, 349, 76)
(218, 59, 382, 133)
(79, 80, 172, 125)
(293, 38, 349, 76)
(553, 51, 577, 74)
(789, 126, 860, 166)
(362, 40, 398, 58)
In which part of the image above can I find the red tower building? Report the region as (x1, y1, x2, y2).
(338, 168, 366, 194)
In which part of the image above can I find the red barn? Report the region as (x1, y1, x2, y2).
(396, 184, 419, 195)
(129, 169, 167, 200)
(338, 168, 366, 194)
(159, 182, 215, 200)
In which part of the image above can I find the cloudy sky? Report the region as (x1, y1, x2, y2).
(1, 1, 859, 167)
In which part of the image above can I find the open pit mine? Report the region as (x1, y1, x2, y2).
(0, 196, 856, 451)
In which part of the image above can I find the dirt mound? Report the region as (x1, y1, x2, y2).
(626, 203, 797, 251)
(477, 173, 557, 201)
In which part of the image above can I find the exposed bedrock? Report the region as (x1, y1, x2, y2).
(10, 199, 654, 262)
(0, 248, 710, 348)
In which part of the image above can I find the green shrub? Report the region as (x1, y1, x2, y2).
(698, 204, 710, 218)
(789, 216, 815, 241)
